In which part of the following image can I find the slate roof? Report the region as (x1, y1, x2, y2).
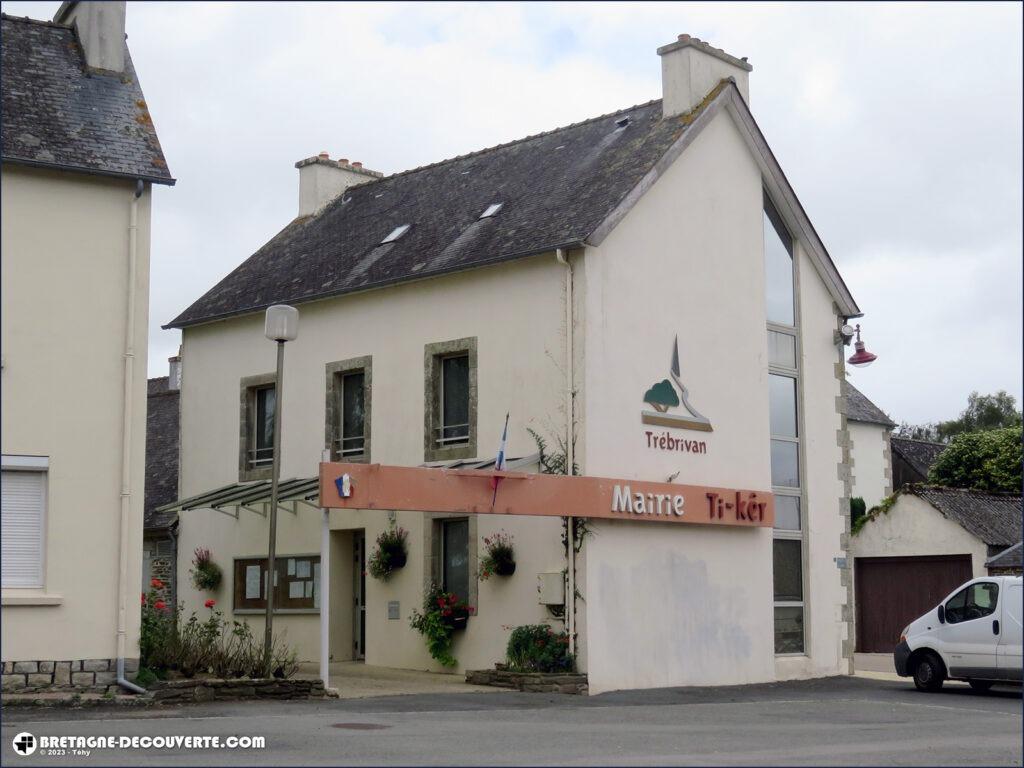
(845, 383, 896, 427)
(986, 542, 1022, 571)
(167, 87, 725, 329)
(145, 377, 180, 532)
(908, 486, 1023, 548)
(891, 437, 946, 480)
(0, 14, 173, 184)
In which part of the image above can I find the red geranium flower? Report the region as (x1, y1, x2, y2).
(442, 609, 452, 617)
(154, 600, 167, 611)
(204, 599, 216, 609)
(467, 606, 476, 614)
(151, 578, 164, 589)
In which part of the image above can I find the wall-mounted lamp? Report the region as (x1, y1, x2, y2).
(846, 324, 877, 368)
(836, 324, 856, 346)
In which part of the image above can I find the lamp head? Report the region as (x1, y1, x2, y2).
(846, 324, 877, 368)
(265, 304, 299, 342)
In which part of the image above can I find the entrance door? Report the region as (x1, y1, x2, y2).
(855, 555, 972, 653)
(997, 582, 1023, 679)
(353, 532, 366, 660)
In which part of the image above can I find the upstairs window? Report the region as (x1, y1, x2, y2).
(239, 373, 276, 480)
(440, 354, 470, 447)
(252, 385, 276, 469)
(424, 338, 477, 462)
(764, 194, 794, 327)
(326, 357, 372, 462)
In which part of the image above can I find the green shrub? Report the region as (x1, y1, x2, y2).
(928, 426, 1022, 492)
(409, 583, 474, 667)
(850, 497, 866, 532)
(506, 624, 574, 673)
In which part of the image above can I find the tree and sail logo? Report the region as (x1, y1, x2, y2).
(641, 336, 712, 432)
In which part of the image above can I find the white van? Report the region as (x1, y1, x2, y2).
(894, 575, 1022, 691)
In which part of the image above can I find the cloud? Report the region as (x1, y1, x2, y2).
(1, 0, 1020, 423)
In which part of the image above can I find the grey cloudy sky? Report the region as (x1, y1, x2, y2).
(4, 1, 1021, 426)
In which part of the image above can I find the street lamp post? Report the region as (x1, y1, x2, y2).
(263, 304, 298, 677)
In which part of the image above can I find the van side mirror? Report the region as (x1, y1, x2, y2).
(937, 605, 945, 624)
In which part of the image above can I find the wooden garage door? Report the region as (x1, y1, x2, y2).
(855, 555, 973, 653)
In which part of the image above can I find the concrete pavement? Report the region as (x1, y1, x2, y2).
(3, 676, 1021, 766)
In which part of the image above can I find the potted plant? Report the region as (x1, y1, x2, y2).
(479, 530, 516, 580)
(368, 525, 408, 581)
(410, 583, 475, 667)
(190, 547, 222, 591)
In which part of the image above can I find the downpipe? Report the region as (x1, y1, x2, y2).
(555, 248, 576, 655)
(117, 180, 146, 695)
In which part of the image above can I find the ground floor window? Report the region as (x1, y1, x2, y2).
(233, 555, 320, 611)
(441, 518, 469, 603)
(1, 459, 47, 589)
(773, 535, 804, 653)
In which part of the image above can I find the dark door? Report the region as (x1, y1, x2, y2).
(855, 555, 973, 653)
(353, 532, 366, 659)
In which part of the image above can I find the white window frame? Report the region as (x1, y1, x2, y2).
(1, 455, 49, 590)
(765, 191, 810, 658)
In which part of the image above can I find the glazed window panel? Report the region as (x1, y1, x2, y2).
(774, 606, 804, 654)
(252, 385, 276, 468)
(773, 495, 801, 532)
(439, 355, 470, 445)
(768, 330, 797, 369)
(764, 195, 795, 327)
(770, 440, 800, 488)
(340, 371, 366, 458)
(441, 518, 470, 604)
(773, 539, 803, 603)
(769, 374, 798, 438)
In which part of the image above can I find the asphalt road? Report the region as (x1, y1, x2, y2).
(2, 676, 1021, 766)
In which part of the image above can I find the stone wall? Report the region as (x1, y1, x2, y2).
(466, 669, 588, 695)
(148, 677, 326, 703)
(2, 658, 138, 694)
(144, 536, 176, 603)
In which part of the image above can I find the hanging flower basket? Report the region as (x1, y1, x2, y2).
(190, 547, 223, 592)
(368, 525, 409, 581)
(479, 530, 516, 581)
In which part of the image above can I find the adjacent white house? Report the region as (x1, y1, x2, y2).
(852, 485, 1022, 653)
(845, 383, 896, 510)
(1, 2, 173, 691)
(164, 34, 864, 694)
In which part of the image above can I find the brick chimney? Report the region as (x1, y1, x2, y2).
(295, 152, 383, 217)
(54, 1, 127, 74)
(657, 34, 752, 119)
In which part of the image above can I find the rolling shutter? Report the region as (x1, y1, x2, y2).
(1, 470, 45, 588)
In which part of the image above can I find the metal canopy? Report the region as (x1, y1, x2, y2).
(155, 477, 320, 519)
(157, 454, 540, 520)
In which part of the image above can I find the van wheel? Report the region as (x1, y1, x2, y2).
(913, 653, 944, 692)
(968, 680, 994, 692)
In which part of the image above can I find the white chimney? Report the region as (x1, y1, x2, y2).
(168, 352, 182, 391)
(657, 34, 752, 119)
(295, 152, 383, 218)
(54, 1, 127, 74)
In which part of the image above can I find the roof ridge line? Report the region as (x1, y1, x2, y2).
(373, 97, 662, 185)
(0, 13, 70, 29)
(913, 484, 1023, 499)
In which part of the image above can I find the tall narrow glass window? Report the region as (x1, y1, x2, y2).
(340, 371, 366, 457)
(252, 385, 275, 467)
(442, 519, 470, 603)
(439, 354, 470, 445)
(764, 195, 794, 326)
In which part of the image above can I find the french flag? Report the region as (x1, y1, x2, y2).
(490, 413, 510, 491)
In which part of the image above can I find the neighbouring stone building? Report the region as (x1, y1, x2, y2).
(1, 1, 173, 692)
(845, 383, 895, 511)
(143, 357, 181, 605)
(162, 33, 868, 694)
(890, 436, 947, 489)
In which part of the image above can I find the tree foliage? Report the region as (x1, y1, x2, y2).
(927, 426, 1022, 493)
(936, 391, 1022, 442)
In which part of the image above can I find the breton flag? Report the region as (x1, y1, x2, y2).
(490, 413, 510, 494)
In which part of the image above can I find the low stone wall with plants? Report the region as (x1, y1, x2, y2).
(148, 677, 326, 703)
(466, 668, 588, 695)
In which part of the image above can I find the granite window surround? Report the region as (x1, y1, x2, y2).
(325, 356, 372, 463)
(423, 337, 478, 463)
(423, 513, 479, 614)
(238, 372, 276, 482)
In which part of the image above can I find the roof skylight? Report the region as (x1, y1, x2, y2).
(380, 224, 411, 244)
(479, 203, 503, 219)
(615, 116, 631, 128)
